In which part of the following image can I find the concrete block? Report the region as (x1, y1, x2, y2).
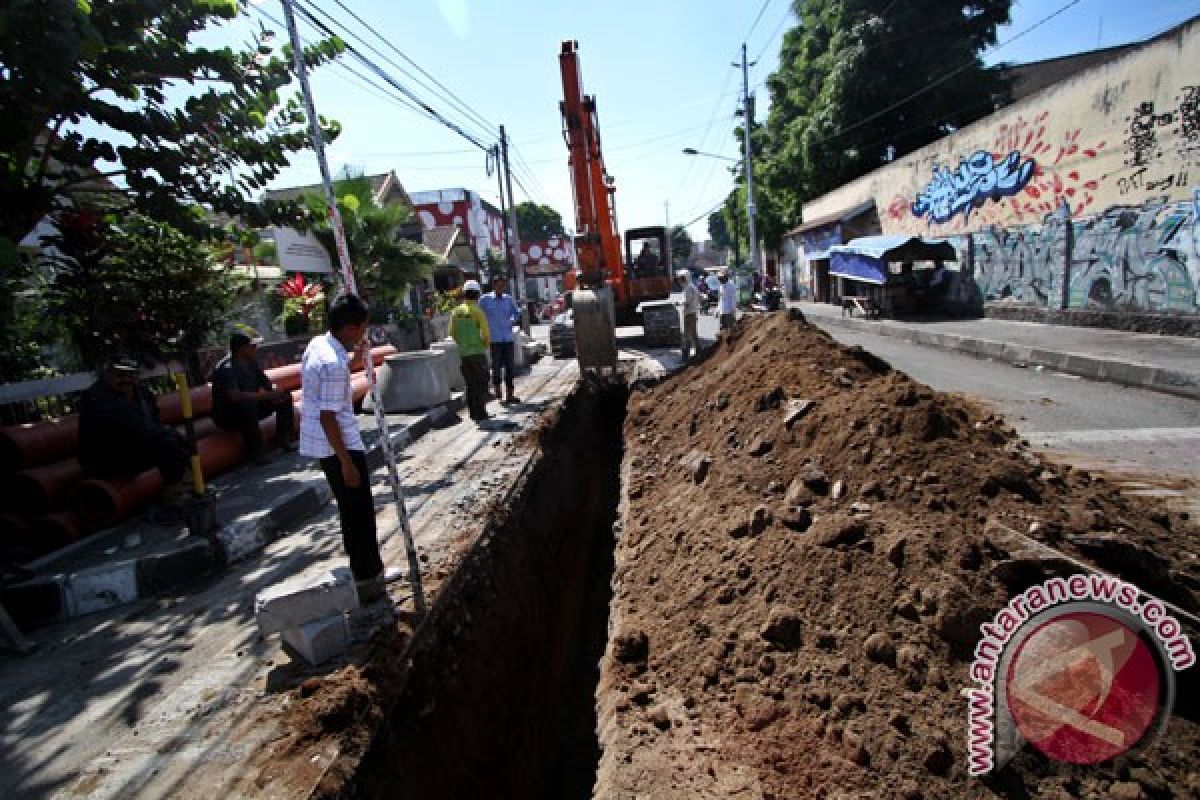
(255, 566, 358, 634)
(367, 351, 451, 413)
(431, 340, 466, 391)
(281, 613, 351, 665)
(66, 560, 139, 616)
(218, 513, 270, 564)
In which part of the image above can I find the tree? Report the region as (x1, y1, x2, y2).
(513, 202, 565, 242)
(758, 0, 1011, 234)
(0, 0, 344, 243)
(300, 174, 438, 313)
(708, 210, 731, 251)
(45, 212, 239, 367)
(670, 225, 693, 266)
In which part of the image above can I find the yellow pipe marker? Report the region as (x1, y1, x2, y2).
(173, 372, 206, 496)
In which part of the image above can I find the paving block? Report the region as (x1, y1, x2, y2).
(255, 566, 358, 635)
(66, 560, 139, 616)
(281, 612, 351, 665)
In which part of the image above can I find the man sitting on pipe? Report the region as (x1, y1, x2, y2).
(210, 331, 296, 465)
(78, 353, 190, 515)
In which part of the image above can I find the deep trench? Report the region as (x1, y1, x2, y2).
(348, 379, 629, 799)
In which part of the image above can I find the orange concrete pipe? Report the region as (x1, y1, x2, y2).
(72, 415, 283, 527)
(0, 418, 79, 472)
(265, 363, 303, 392)
(9, 459, 84, 516)
(30, 511, 87, 552)
(157, 386, 213, 425)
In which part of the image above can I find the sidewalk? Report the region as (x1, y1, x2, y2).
(794, 301, 1200, 399)
(0, 390, 470, 635)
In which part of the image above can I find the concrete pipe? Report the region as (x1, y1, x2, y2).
(265, 363, 304, 392)
(365, 351, 450, 413)
(9, 459, 84, 516)
(30, 511, 87, 552)
(72, 414, 284, 527)
(0, 418, 79, 473)
(431, 340, 466, 391)
(157, 386, 213, 425)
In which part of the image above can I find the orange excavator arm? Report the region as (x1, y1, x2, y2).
(559, 40, 627, 304)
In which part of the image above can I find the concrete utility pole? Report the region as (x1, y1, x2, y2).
(281, 0, 425, 613)
(492, 144, 511, 285)
(499, 126, 530, 332)
(735, 42, 762, 282)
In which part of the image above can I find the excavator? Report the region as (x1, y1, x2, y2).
(554, 39, 674, 369)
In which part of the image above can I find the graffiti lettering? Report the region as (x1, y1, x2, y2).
(1178, 86, 1200, 156)
(974, 200, 1199, 313)
(1124, 102, 1167, 168)
(912, 150, 1037, 224)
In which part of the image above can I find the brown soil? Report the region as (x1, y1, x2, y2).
(597, 310, 1200, 799)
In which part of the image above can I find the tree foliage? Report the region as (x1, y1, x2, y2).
(45, 211, 239, 367)
(708, 210, 731, 251)
(756, 0, 1011, 238)
(513, 201, 565, 242)
(670, 225, 693, 266)
(0, 0, 345, 244)
(300, 174, 439, 310)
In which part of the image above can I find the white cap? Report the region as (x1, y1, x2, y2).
(463, 279, 482, 293)
(676, 269, 689, 278)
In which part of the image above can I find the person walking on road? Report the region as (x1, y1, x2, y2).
(450, 280, 493, 424)
(211, 331, 296, 465)
(479, 274, 522, 404)
(299, 293, 399, 604)
(676, 269, 701, 362)
(717, 270, 737, 331)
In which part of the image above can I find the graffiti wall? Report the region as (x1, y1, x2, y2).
(974, 199, 1199, 312)
(802, 19, 1200, 314)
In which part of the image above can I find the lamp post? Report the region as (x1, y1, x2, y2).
(682, 148, 741, 268)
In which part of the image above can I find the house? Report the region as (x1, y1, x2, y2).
(410, 188, 505, 267)
(422, 224, 482, 290)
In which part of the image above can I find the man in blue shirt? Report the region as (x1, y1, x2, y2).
(478, 274, 523, 404)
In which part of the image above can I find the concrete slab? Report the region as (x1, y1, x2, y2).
(254, 566, 358, 635)
(280, 613, 351, 666)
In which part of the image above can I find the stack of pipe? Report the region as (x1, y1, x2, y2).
(0, 345, 396, 556)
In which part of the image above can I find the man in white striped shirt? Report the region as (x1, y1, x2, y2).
(300, 293, 400, 604)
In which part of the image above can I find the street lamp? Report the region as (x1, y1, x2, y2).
(681, 147, 738, 161)
(682, 147, 744, 269)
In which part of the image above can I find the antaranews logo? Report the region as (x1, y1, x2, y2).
(966, 573, 1195, 775)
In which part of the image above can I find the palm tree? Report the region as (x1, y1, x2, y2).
(300, 174, 440, 311)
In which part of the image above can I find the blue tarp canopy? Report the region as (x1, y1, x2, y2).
(828, 251, 887, 285)
(829, 235, 958, 262)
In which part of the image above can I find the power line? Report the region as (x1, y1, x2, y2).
(824, 0, 1084, 143)
(753, 4, 794, 63)
(326, 0, 498, 136)
(743, 0, 774, 44)
(288, 0, 493, 152)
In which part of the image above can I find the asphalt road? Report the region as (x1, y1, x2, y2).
(806, 320, 1200, 512)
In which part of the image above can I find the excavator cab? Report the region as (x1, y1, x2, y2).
(624, 226, 672, 307)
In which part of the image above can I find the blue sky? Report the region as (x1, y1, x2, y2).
(236, 0, 1199, 241)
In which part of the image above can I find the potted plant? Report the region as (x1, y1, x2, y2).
(276, 273, 325, 336)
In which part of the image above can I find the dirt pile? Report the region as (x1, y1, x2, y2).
(597, 311, 1200, 799)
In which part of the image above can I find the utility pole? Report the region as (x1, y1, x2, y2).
(492, 144, 510, 285)
(281, 0, 425, 613)
(735, 42, 761, 282)
(499, 125, 530, 332)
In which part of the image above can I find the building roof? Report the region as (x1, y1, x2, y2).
(995, 42, 1143, 103)
(789, 199, 877, 235)
(263, 170, 412, 208)
(421, 224, 461, 259)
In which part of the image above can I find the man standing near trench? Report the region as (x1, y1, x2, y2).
(717, 270, 737, 331)
(450, 280, 493, 423)
(479, 273, 522, 404)
(299, 293, 400, 604)
(676, 269, 701, 362)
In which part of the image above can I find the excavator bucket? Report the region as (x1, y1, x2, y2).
(572, 287, 618, 371)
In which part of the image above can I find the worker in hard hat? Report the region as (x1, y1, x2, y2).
(450, 280, 493, 423)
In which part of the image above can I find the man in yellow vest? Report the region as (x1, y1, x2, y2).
(450, 280, 492, 424)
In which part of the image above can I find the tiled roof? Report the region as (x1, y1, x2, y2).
(421, 224, 461, 259)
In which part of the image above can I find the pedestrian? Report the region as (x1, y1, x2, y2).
(78, 353, 191, 521)
(676, 269, 701, 362)
(717, 270, 737, 330)
(450, 279, 493, 423)
(211, 331, 296, 465)
(299, 293, 400, 604)
(478, 274, 522, 404)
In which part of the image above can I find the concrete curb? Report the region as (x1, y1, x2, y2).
(811, 314, 1200, 400)
(1, 395, 467, 633)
